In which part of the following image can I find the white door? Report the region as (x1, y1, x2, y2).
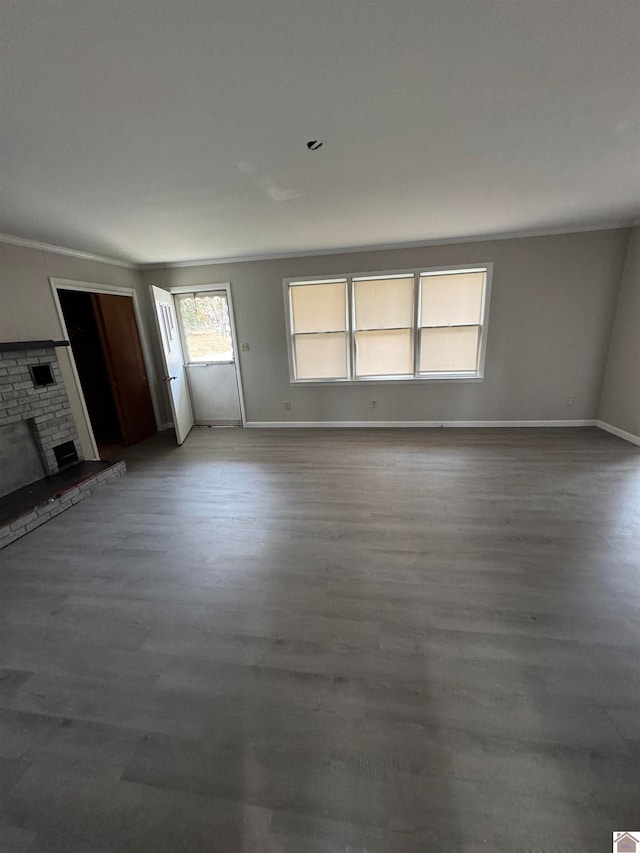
(150, 285, 194, 445)
(173, 288, 243, 425)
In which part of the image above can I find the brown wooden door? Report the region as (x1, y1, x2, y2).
(92, 293, 156, 446)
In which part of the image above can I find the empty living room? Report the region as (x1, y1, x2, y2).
(1, 1, 639, 851)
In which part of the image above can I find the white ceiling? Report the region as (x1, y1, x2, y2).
(1, 0, 639, 265)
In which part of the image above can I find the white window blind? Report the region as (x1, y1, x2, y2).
(419, 271, 485, 373)
(353, 276, 414, 377)
(289, 280, 348, 380)
(285, 266, 490, 383)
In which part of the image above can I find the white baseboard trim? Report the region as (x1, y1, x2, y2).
(159, 422, 174, 432)
(595, 420, 640, 447)
(246, 419, 596, 429)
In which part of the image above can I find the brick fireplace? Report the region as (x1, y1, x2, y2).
(0, 341, 82, 494)
(0, 340, 126, 549)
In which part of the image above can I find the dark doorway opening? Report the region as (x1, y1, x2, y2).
(58, 289, 156, 459)
(59, 289, 122, 456)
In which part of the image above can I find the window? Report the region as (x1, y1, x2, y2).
(419, 270, 485, 372)
(175, 292, 234, 363)
(289, 279, 348, 379)
(285, 265, 491, 383)
(354, 275, 414, 377)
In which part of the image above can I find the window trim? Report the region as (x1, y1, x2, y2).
(284, 263, 493, 385)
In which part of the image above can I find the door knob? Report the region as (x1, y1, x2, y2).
(163, 375, 177, 381)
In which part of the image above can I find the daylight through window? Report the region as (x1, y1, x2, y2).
(176, 292, 234, 363)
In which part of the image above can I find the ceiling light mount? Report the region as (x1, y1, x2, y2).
(306, 140, 323, 151)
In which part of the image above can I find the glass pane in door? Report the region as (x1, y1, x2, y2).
(177, 293, 234, 363)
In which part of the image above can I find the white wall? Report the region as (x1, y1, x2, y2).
(598, 226, 640, 440)
(0, 242, 165, 458)
(0, 228, 632, 444)
(142, 229, 629, 425)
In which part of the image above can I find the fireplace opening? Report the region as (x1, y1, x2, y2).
(0, 419, 46, 498)
(53, 440, 80, 470)
(29, 363, 55, 387)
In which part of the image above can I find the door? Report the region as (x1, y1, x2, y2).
(92, 293, 157, 446)
(150, 285, 194, 445)
(174, 289, 243, 425)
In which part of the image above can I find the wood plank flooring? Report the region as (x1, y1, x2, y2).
(0, 426, 639, 852)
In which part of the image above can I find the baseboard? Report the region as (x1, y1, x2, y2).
(195, 421, 242, 427)
(595, 420, 640, 447)
(246, 419, 597, 429)
(158, 422, 174, 432)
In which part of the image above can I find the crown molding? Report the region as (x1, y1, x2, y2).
(1, 218, 637, 273)
(0, 233, 137, 269)
(138, 220, 637, 270)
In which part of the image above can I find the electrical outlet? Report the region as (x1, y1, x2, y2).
(568, 396, 575, 407)
(241, 342, 250, 352)
(371, 400, 377, 409)
(284, 401, 291, 411)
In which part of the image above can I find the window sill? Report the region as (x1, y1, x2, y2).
(290, 375, 485, 387)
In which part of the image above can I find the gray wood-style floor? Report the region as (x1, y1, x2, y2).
(0, 426, 639, 853)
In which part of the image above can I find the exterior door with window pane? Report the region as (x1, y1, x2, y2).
(175, 289, 243, 425)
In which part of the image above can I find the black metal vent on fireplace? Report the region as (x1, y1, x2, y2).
(29, 363, 55, 387)
(53, 441, 79, 470)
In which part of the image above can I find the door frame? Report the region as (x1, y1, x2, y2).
(167, 282, 247, 427)
(50, 277, 163, 459)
